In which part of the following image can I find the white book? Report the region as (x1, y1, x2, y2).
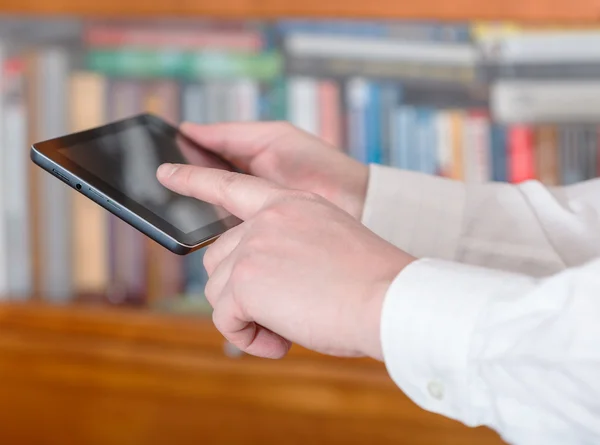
(38, 47, 73, 302)
(346, 77, 369, 163)
(492, 80, 600, 123)
(481, 31, 600, 64)
(4, 73, 31, 299)
(436, 111, 453, 177)
(0, 45, 8, 299)
(234, 80, 259, 122)
(287, 77, 318, 136)
(462, 112, 491, 183)
(285, 33, 476, 65)
(183, 83, 205, 124)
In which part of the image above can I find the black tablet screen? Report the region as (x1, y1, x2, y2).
(59, 117, 230, 235)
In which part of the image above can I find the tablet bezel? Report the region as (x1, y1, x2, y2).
(31, 113, 241, 252)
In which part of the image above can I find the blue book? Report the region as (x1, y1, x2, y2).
(366, 83, 382, 164)
(380, 83, 403, 166)
(185, 249, 209, 295)
(276, 19, 389, 37)
(414, 107, 437, 174)
(491, 123, 508, 182)
(392, 106, 415, 170)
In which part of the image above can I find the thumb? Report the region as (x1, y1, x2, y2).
(157, 163, 283, 220)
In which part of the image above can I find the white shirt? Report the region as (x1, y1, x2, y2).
(362, 164, 600, 445)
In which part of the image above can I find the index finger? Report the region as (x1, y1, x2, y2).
(157, 163, 283, 220)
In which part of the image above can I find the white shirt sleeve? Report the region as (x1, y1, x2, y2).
(362, 164, 600, 277)
(362, 165, 600, 445)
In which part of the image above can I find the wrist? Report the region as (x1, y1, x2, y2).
(359, 254, 417, 361)
(340, 162, 369, 220)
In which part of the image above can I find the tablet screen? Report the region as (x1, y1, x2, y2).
(58, 116, 231, 235)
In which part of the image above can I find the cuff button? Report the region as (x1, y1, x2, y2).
(427, 380, 445, 401)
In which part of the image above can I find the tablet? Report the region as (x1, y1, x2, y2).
(31, 113, 241, 255)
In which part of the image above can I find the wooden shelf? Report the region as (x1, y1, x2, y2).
(1, 0, 600, 22)
(0, 301, 506, 445)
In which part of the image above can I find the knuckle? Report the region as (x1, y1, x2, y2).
(203, 246, 218, 274)
(178, 165, 195, 189)
(259, 204, 286, 224)
(204, 277, 218, 303)
(216, 171, 239, 196)
(287, 189, 319, 202)
(231, 255, 256, 283)
(271, 121, 297, 135)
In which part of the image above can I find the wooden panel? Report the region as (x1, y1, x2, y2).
(0, 0, 600, 22)
(0, 302, 506, 445)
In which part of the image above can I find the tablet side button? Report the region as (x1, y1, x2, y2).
(106, 200, 121, 213)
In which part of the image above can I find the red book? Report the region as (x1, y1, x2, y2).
(597, 126, 600, 178)
(85, 26, 263, 52)
(509, 125, 536, 183)
(318, 80, 342, 149)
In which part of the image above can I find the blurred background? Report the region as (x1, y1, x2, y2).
(0, 2, 599, 444)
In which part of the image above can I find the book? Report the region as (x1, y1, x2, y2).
(86, 49, 283, 81)
(69, 72, 110, 299)
(37, 47, 74, 303)
(287, 76, 319, 136)
(2, 57, 32, 299)
(0, 46, 8, 298)
(509, 124, 536, 183)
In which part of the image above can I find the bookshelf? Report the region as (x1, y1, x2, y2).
(0, 301, 505, 445)
(1, 0, 600, 22)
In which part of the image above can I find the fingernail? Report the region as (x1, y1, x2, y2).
(158, 163, 180, 179)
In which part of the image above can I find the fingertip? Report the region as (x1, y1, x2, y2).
(179, 121, 195, 134)
(157, 163, 180, 181)
(244, 327, 291, 360)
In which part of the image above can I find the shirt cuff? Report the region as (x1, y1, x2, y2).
(361, 164, 467, 261)
(381, 258, 534, 426)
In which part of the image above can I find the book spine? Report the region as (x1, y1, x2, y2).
(38, 47, 73, 303)
(492, 80, 600, 123)
(449, 110, 465, 181)
(366, 82, 382, 164)
(182, 83, 206, 125)
(318, 80, 342, 149)
(69, 72, 110, 300)
(509, 124, 536, 183)
(436, 110, 453, 177)
(105, 79, 147, 305)
(284, 34, 477, 65)
(286, 54, 475, 86)
(143, 80, 185, 304)
(584, 125, 598, 180)
(346, 77, 369, 163)
(0, 47, 8, 298)
(379, 83, 401, 166)
(3, 58, 32, 299)
(597, 126, 600, 179)
(85, 50, 283, 81)
(181, 82, 210, 300)
(490, 123, 508, 182)
(391, 106, 413, 170)
(534, 125, 559, 185)
(468, 109, 492, 183)
(234, 79, 259, 122)
(263, 77, 287, 121)
(85, 27, 263, 52)
(287, 76, 319, 136)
